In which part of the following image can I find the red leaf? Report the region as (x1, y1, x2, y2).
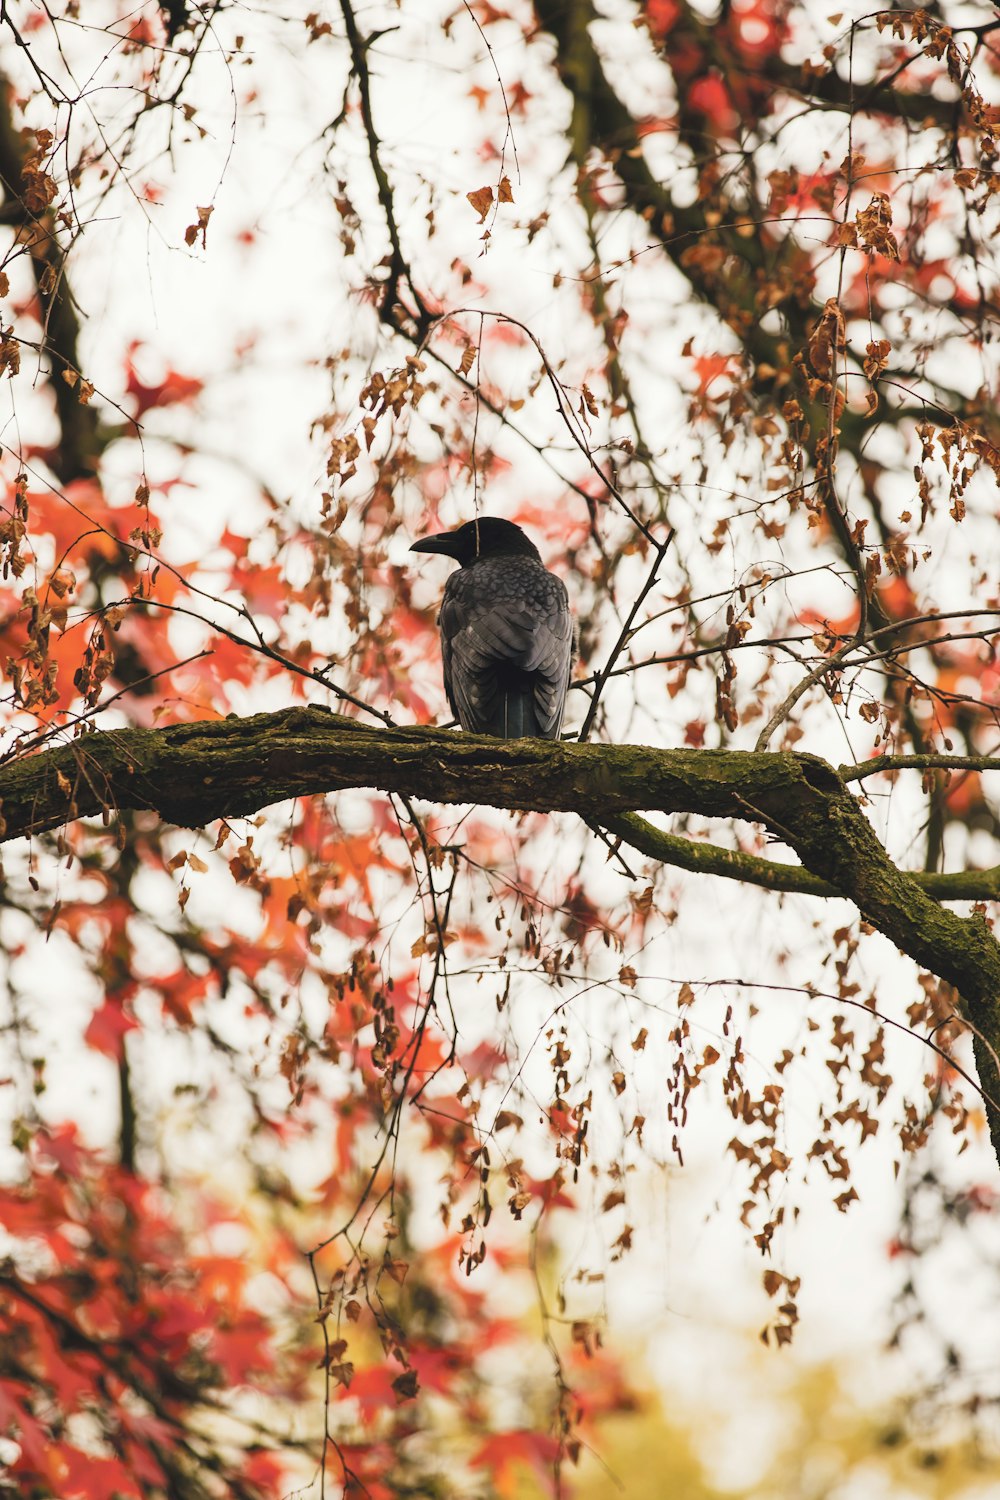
(729, 0, 783, 58)
(687, 75, 737, 131)
(153, 967, 216, 1026)
(83, 999, 139, 1059)
(645, 0, 679, 35)
(125, 343, 203, 418)
(0, 1388, 49, 1472)
(53, 1446, 143, 1500)
(471, 1430, 561, 1494)
(691, 352, 736, 397)
(207, 1318, 274, 1384)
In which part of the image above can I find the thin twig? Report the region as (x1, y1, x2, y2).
(578, 530, 675, 742)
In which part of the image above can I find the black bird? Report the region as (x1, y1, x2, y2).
(410, 516, 575, 739)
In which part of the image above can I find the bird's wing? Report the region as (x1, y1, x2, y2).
(521, 600, 575, 737)
(440, 568, 574, 737)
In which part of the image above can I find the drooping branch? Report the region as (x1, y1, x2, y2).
(604, 810, 1000, 902)
(4, 703, 1000, 1166)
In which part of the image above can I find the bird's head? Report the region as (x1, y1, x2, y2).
(410, 516, 541, 567)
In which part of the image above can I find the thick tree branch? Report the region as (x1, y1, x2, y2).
(0, 715, 996, 1021)
(4, 707, 1000, 1158)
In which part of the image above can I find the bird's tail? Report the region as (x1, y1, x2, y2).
(481, 665, 543, 738)
(499, 685, 541, 739)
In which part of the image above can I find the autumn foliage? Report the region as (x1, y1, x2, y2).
(1, 1, 1000, 1496)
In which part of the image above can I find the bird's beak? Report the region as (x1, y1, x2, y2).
(410, 533, 458, 558)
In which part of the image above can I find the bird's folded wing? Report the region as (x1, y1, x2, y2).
(440, 597, 574, 737)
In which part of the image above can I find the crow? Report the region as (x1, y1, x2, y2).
(410, 516, 575, 739)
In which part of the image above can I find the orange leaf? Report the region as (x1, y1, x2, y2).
(466, 186, 493, 222)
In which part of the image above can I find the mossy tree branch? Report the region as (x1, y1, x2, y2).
(603, 810, 1000, 902)
(4, 706, 1000, 1160)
